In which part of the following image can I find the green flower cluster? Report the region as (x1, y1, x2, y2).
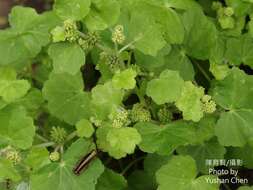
(78, 32, 100, 51)
(50, 126, 67, 144)
(112, 25, 126, 44)
(110, 108, 130, 128)
(49, 151, 60, 162)
(130, 103, 151, 123)
(157, 105, 172, 124)
(51, 19, 79, 43)
(201, 95, 216, 114)
(51, 19, 101, 50)
(212, 2, 235, 29)
(99, 52, 121, 71)
(1, 146, 21, 165)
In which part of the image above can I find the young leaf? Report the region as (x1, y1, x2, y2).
(43, 72, 91, 125)
(76, 119, 94, 138)
(96, 126, 141, 159)
(0, 80, 30, 103)
(48, 43, 85, 75)
(96, 169, 127, 190)
(175, 82, 205, 122)
(112, 68, 137, 90)
(0, 158, 21, 182)
(0, 7, 60, 66)
(134, 121, 196, 155)
(84, 0, 120, 31)
(0, 106, 35, 149)
(182, 8, 217, 60)
(146, 70, 184, 105)
(54, 0, 91, 20)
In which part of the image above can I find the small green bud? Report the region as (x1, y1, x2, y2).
(112, 25, 126, 44)
(49, 151, 60, 162)
(63, 19, 79, 42)
(100, 52, 121, 72)
(157, 106, 172, 124)
(50, 126, 67, 144)
(219, 16, 235, 29)
(201, 95, 212, 103)
(212, 1, 222, 11)
(79, 32, 100, 50)
(78, 38, 89, 49)
(224, 7, 234, 17)
(201, 95, 216, 114)
(5, 149, 21, 165)
(203, 101, 216, 114)
(110, 108, 130, 128)
(130, 103, 151, 123)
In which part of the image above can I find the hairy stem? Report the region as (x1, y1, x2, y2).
(33, 142, 55, 148)
(121, 156, 145, 175)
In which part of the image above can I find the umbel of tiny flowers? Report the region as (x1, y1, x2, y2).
(78, 32, 100, 51)
(63, 19, 79, 42)
(49, 151, 60, 162)
(50, 126, 67, 144)
(157, 105, 172, 124)
(201, 95, 216, 114)
(130, 103, 151, 123)
(0, 146, 21, 165)
(112, 25, 126, 45)
(51, 19, 79, 43)
(99, 51, 122, 71)
(109, 107, 130, 128)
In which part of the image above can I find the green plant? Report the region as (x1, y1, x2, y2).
(1, 0, 253, 189)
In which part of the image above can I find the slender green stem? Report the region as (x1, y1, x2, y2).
(33, 142, 55, 148)
(127, 51, 132, 66)
(54, 145, 61, 152)
(118, 36, 142, 54)
(121, 156, 145, 175)
(36, 134, 49, 143)
(95, 43, 108, 52)
(65, 131, 77, 142)
(193, 60, 211, 82)
(60, 145, 64, 162)
(135, 87, 146, 106)
(77, 31, 88, 38)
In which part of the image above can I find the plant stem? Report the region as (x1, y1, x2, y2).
(33, 142, 55, 148)
(118, 36, 142, 54)
(135, 87, 146, 106)
(121, 156, 145, 175)
(77, 31, 88, 38)
(65, 131, 77, 142)
(193, 60, 212, 82)
(35, 134, 49, 143)
(127, 51, 132, 66)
